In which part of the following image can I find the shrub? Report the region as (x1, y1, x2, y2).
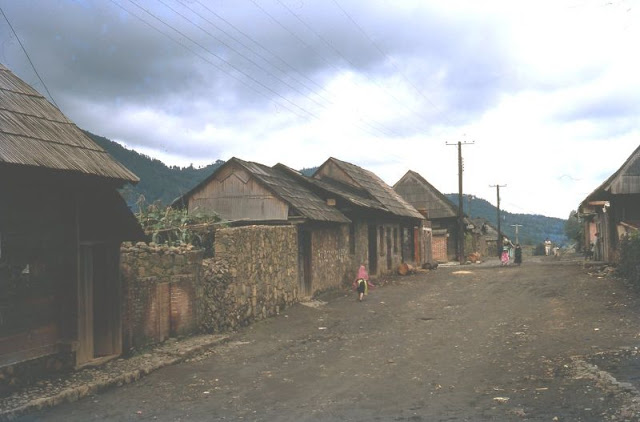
(135, 196, 224, 256)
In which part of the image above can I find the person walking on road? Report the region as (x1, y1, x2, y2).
(544, 238, 552, 256)
(354, 265, 373, 301)
(514, 244, 522, 265)
(501, 247, 510, 266)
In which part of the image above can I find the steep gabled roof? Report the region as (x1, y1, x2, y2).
(393, 170, 458, 219)
(580, 144, 640, 209)
(274, 163, 386, 212)
(314, 157, 424, 219)
(174, 158, 350, 224)
(0, 63, 138, 184)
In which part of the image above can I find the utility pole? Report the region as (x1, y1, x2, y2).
(447, 141, 474, 264)
(510, 224, 523, 245)
(490, 184, 507, 257)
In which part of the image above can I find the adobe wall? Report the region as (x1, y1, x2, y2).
(199, 225, 299, 333)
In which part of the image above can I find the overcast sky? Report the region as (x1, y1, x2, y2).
(1, 0, 638, 218)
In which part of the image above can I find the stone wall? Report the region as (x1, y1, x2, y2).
(352, 222, 370, 274)
(120, 243, 203, 351)
(199, 226, 299, 333)
(310, 225, 352, 293)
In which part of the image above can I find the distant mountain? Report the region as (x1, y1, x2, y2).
(445, 194, 567, 246)
(85, 131, 224, 206)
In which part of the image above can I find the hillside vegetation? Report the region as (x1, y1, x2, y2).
(86, 131, 223, 206)
(445, 194, 567, 246)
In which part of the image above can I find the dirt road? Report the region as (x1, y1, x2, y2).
(18, 257, 640, 421)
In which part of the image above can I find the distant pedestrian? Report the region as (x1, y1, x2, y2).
(501, 248, 510, 266)
(514, 244, 522, 265)
(544, 238, 552, 256)
(353, 265, 374, 301)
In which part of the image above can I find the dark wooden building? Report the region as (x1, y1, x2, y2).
(0, 63, 144, 381)
(579, 145, 640, 262)
(172, 157, 352, 297)
(393, 170, 463, 262)
(278, 158, 429, 276)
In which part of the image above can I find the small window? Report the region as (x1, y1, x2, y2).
(379, 226, 384, 256)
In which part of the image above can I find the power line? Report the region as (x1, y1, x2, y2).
(0, 6, 59, 108)
(122, 0, 320, 121)
(164, 0, 401, 138)
(330, 0, 456, 128)
(107, 0, 295, 116)
(157, 0, 329, 111)
(274, 0, 433, 134)
(187, 0, 329, 97)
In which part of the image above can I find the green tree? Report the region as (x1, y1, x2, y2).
(564, 210, 583, 251)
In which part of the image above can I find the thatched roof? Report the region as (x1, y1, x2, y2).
(174, 158, 350, 224)
(314, 157, 424, 219)
(580, 144, 640, 209)
(0, 63, 138, 184)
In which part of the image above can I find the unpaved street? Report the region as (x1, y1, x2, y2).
(18, 257, 640, 421)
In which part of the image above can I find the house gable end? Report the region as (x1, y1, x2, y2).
(394, 170, 458, 220)
(187, 162, 289, 221)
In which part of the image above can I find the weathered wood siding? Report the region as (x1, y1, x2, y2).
(0, 184, 70, 368)
(314, 160, 356, 187)
(394, 172, 457, 219)
(187, 164, 289, 221)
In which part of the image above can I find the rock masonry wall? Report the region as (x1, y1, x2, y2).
(199, 225, 299, 332)
(121, 226, 299, 350)
(310, 225, 352, 293)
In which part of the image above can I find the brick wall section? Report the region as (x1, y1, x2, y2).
(199, 226, 299, 333)
(432, 234, 448, 263)
(120, 243, 203, 351)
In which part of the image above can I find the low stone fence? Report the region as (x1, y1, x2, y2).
(121, 225, 299, 351)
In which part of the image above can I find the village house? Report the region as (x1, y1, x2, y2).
(0, 63, 144, 389)
(469, 217, 502, 258)
(278, 158, 430, 275)
(393, 170, 472, 263)
(578, 145, 640, 262)
(172, 157, 352, 297)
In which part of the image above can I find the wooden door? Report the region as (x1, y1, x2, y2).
(77, 244, 94, 366)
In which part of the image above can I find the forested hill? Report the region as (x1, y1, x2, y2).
(445, 194, 567, 246)
(85, 131, 224, 206)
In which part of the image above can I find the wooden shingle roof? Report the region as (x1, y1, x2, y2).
(315, 158, 424, 219)
(580, 144, 640, 209)
(174, 158, 350, 224)
(0, 63, 138, 184)
(393, 170, 458, 220)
